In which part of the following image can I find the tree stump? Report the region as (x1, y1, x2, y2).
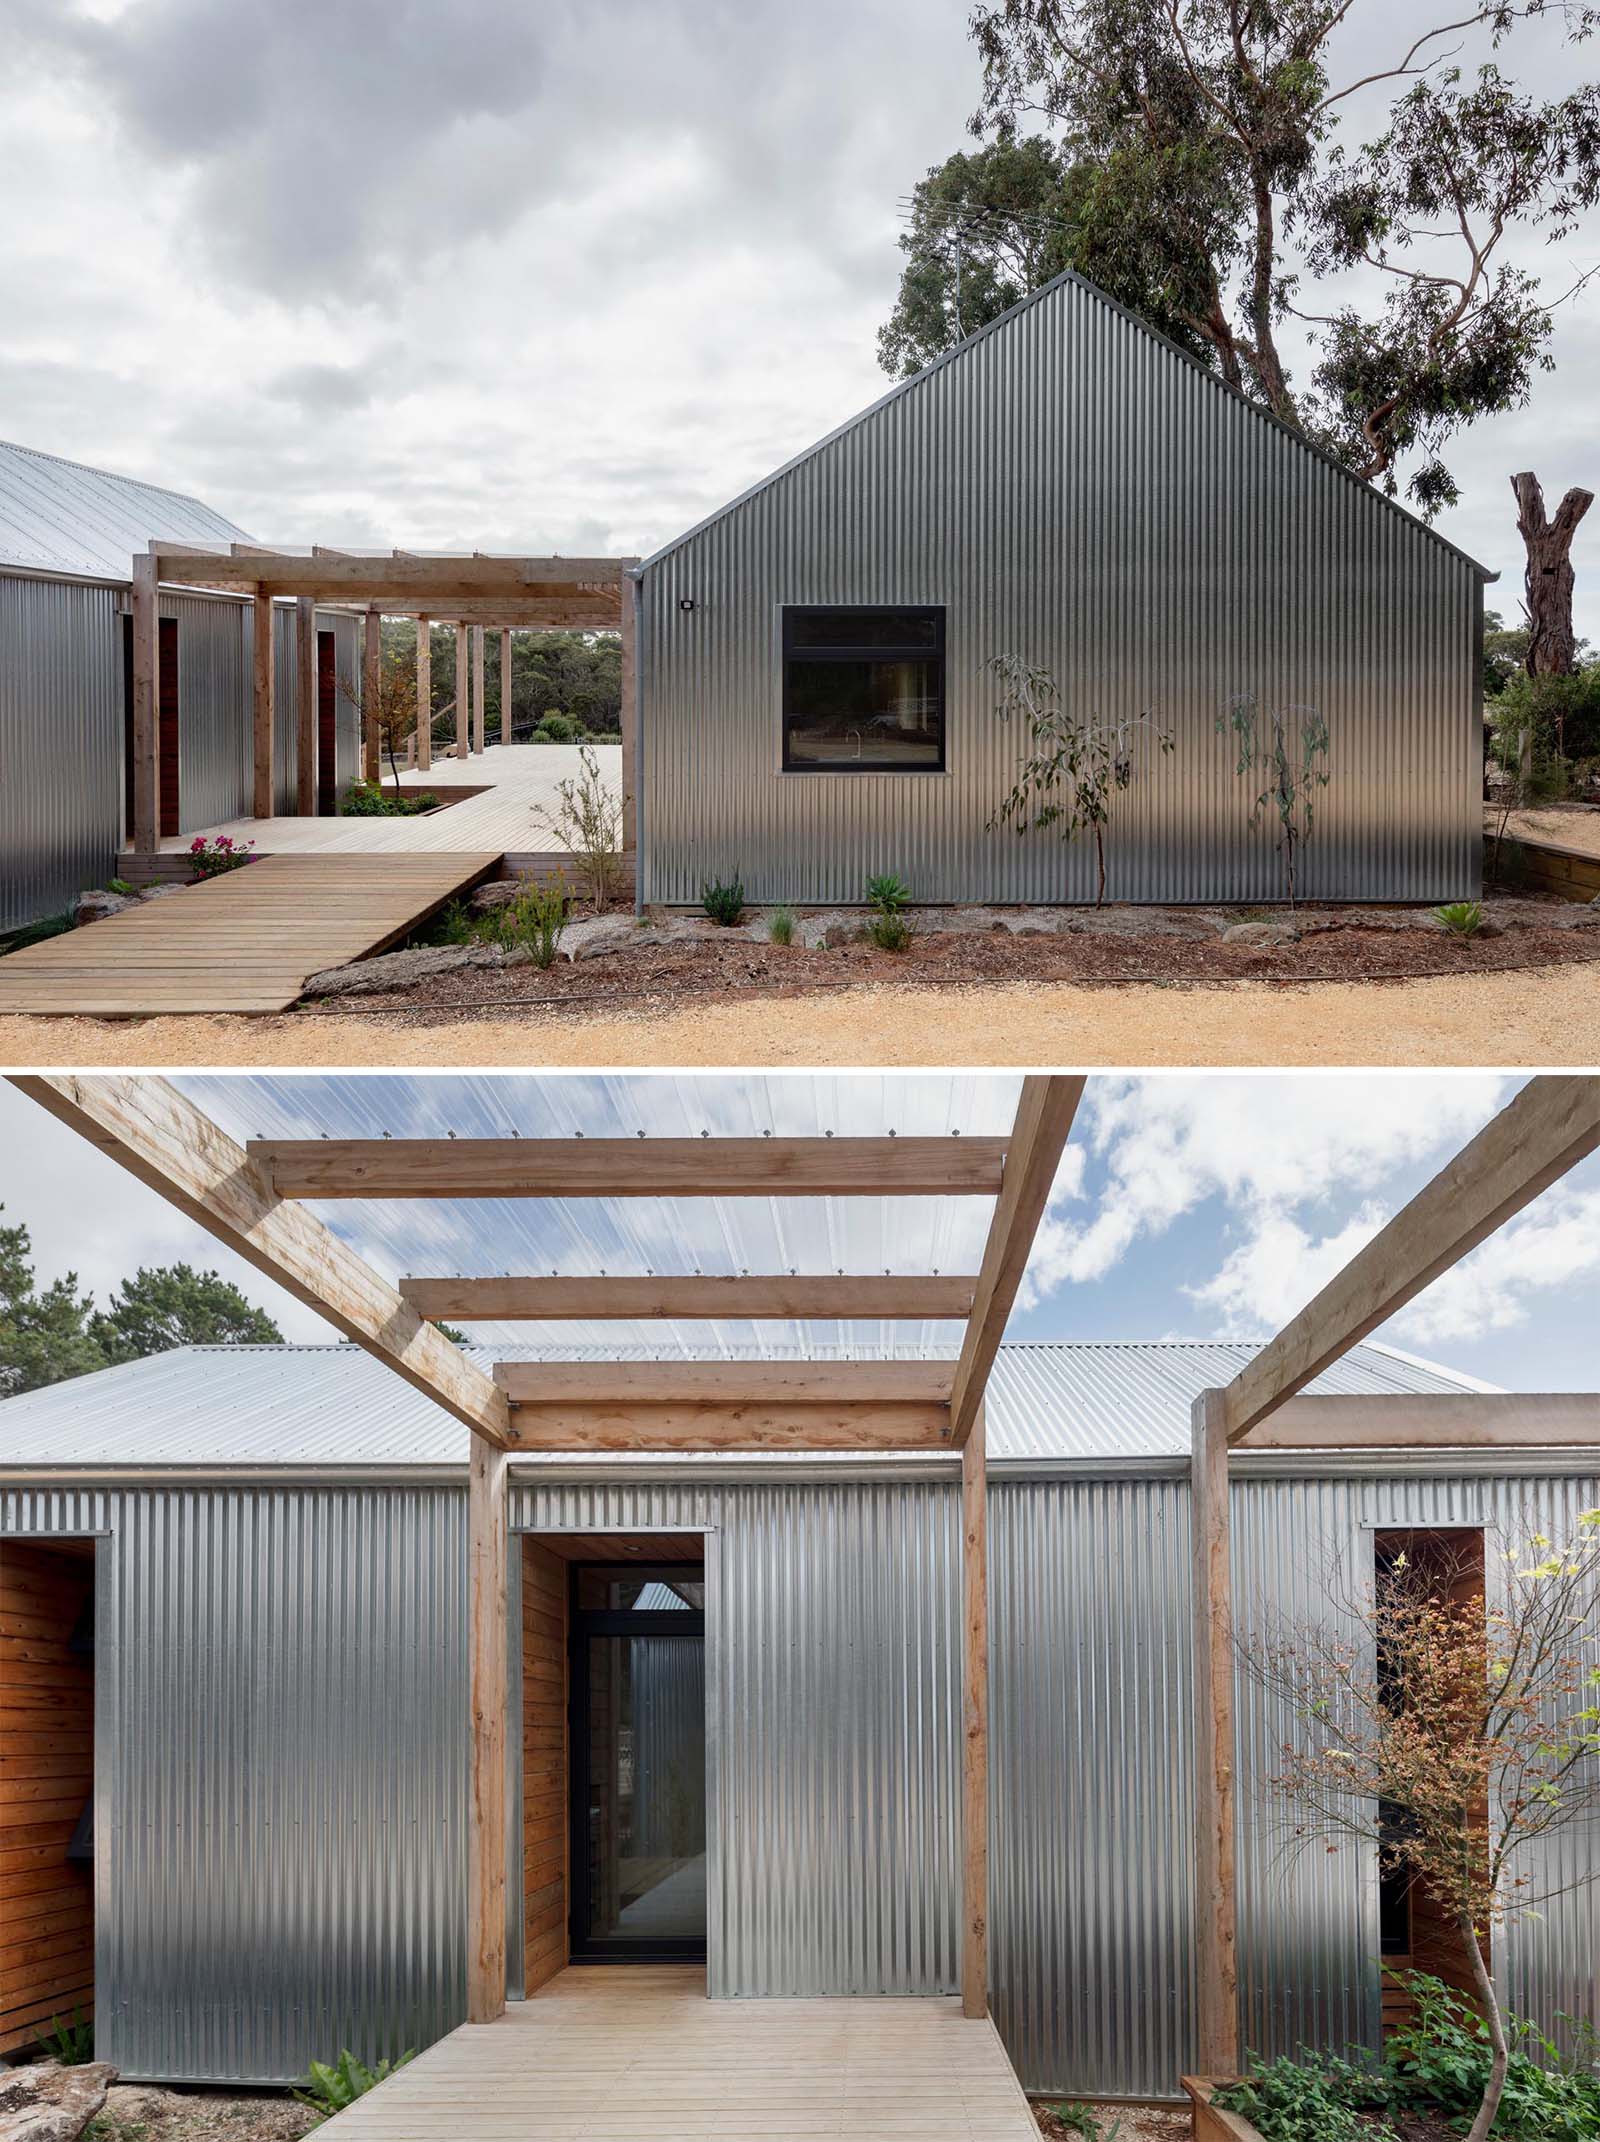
(0, 2062, 118, 2142)
(1511, 470, 1594, 676)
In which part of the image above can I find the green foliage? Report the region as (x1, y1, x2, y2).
(865, 873, 911, 913)
(381, 622, 620, 746)
(293, 2047, 413, 2116)
(105, 878, 137, 898)
(767, 905, 796, 946)
(186, 834, 254, 881)
(493, 880, 570, 969)
(987, 656, 1174, 905)
(863, 874, 916, 950)
(1217, 695, 1331, 907)
(1488, 667, 1600, 772)
(532, 711, 585, 744)
(1436, 900, 1484, 938)
(1482, 611, 1534, 700)
(534, 744, 622, 910)
(1213, 2051, 1395, 2142)
(40, 2009, 95, 2064)
(0, 910, 75, 957)
(701, 874, 746, 926)
(0, 1207, 104, 1398)
(89, 1263, 283, 1365)
(1044, 2102, 1127, 2139)
(340, 780, 438, 818)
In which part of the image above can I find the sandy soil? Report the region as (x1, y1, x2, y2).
(1490, 802, 1600, 858)
(1035, 2101, 1191, 2140)
(3, 962, 1596, 1068)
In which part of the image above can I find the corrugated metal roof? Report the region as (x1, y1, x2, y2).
(0, 438, 252, 583)
(0, 1338, 1491, 1470)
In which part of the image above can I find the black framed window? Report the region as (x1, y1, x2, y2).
(781, 605, 945, 772)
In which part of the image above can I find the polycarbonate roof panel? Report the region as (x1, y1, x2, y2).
(0, 1339, 1491, 1470)
(0, 438, 252, 582)
(182, 1073, 1020, 1358)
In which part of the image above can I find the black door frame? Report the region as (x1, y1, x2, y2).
(567, 1564, 707, 1964)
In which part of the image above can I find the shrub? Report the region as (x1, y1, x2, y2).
(187, 834, 255, 882)
(865, 871, 916, 951)
(701, 874, 745, 926)
(1436, 900, 1484, 937)
(864, 872, 911, 913)
(340, 780, 438, 818)
(1489, 666, 1600, 771)
(0, 911, 74, 957)
(534, 743, 621, 909)
(495, 879, 570, 969)
(532, 712, 585, 743)
(293, 2048, 414, 2116)
(767, 905, 796, 946)
(40, 2009, 94, 2065)
(1213, 2051, 1394, 2142)
(106, 878, 137, 897)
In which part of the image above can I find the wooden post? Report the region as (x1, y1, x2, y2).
(471, 624, 486, 755)
(961, 1402, 989, 2020)
(499, 628, 512, 750)
(454, 625, 469, 761)
(416, 617, 432, 772)
(251, 589, 275, 820)
(1191, 1388, 1238, 2077)
(617, 573, 637, 860)
(468, 1427, 510, 2023)
(362, 606, 382, 785)
(130, 553, 160, 852)
(295, 598, 317, 814)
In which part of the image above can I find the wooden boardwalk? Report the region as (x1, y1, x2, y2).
(0, 853, 499, 1016)
(318, 1966, 1039, 2142)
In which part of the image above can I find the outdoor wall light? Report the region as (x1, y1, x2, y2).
(679, 596, 697, 612)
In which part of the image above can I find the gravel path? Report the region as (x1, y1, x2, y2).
(2, 962, 1595, 1066)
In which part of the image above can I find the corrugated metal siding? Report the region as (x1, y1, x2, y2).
(4, 1466, 1593, 2097)
(270, 607, 362, 814)
(161, 592, 251, 833)
(1, 1482, 467, 2085)
(640, 274, 1481, 906)
(0, 575, 123, 928)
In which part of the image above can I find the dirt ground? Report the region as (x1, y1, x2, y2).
(90, 2080, 319, 2141)
(1034, 2101, 1192, 2140)
(1492, 801, 1600, 858)
(2, 959, 1596, 1068)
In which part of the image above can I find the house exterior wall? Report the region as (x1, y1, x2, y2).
(0, 582, 365, 926)
(637, 274, 1483, 908)
(2, 1463, 1593, 2098)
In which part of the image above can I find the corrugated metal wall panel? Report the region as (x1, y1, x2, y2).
(0, 575, 122, 928)
(640, 275, 1480, 906)
(4, 1467, 1594, 2096)
(161, 592, 251, 833)
(269, 608, 361, 813)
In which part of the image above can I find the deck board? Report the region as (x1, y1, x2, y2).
(0, 853, 499, 1016)
(316, 1965, 1039, 2141)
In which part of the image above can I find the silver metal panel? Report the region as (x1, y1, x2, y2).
(0, 1340, 1483, 1469)
(160, 592, 251, 833)
(0, 438, 250, 582)
(1, 1482, 468, 2085)
(0, 574, 123, 928)
(639, 273, 1481, 906)
(268, 608, 361, 813)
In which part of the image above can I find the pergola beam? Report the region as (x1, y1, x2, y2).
(249, 1136, 1009, 1201)
(1244, 1390, 1600, 1449)
(949, 1076, 1085, 1445)
(1222, 1076, 1600, 1445)
(148, 545, 625, 598)
(9, 1076, 511, 1448)
(504, 1402, 954, 1451)
(400, 1273, 979, 1321)
(494, 1360, 954, 1405)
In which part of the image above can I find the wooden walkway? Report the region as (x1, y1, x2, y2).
(0, 853, 499, 1016)
(318, 1966, 1039, 2142)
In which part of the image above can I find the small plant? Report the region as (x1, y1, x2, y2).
(293, 2048, 414, 2117)
(864, 871, 916, 950)
(767, 905, 796, 945)
(42, 2008, 95, 2064)
(1044, 2102, 1126, 2139)
(340, 780, 438, 818)
(1435, 899, 1484, 937)
(1214, 2050, 1395, 2142)
(0, 910, 75, 956)
(106, 878, 137, 897)
(497, 878, 570, 969)
(864, 872, 910, 913)
(534, 743, 621, 909)
(701, 873, 745, 926)
(187, 834, 256, 882)
(1217, 694, 1330, 907)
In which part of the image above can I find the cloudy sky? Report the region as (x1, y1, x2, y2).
(3, 1072, 1598, 1391)
(2, 0, 1597, 635)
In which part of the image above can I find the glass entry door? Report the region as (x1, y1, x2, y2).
(569, 1565, 706, 1961)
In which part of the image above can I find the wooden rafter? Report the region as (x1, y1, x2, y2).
(9, 1075, 511, 1447)
(150, 544, 627, 600)
(400, 1274, 980, 1321)
(1223, 1076, 1600, 1445)
(1244, 1391, 1600, 1449)
(948, 1077, 1085, 1446)
(493, 1361, 954, 1404)
(505, 1403, 953, 1452)
(248, 1136, 1009, 1200)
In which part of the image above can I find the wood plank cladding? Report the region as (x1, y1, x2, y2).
(0, 1542, 94, 2053)
(522, 1539, 568, 1995)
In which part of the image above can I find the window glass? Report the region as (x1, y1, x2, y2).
(788, 608, 941, 651)
(782, 606, 945, 772)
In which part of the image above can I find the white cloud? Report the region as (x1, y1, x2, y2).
(1186, 1204, 1389, 1338)
(1394, 1181, 1600, 1343)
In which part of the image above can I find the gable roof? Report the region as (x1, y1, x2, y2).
(0, 1338, 1492, 1472)
(638, 265, 1494, 583)
(0, 437, 252, 584)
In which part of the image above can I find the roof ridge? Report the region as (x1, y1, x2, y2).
(0, 436, 237, 519)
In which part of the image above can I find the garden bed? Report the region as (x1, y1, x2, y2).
(293, 894, 1600, 1020)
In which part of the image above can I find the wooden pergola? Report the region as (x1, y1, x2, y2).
(13, 1073, 1082, 2029)
(130, 544, 638, 852)
(10, 1072, 1600, 2067)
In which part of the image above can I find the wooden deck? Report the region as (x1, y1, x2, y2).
(0, 853, 498, 1016)
(318, 1966, 1039, 2142)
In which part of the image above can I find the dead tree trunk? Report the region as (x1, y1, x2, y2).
(1511, 471, 1594, 677)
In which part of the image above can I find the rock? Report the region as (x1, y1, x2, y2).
(302, 942, 526, 999)
(1221, 919, 1300, 947)
(564, 914, 651, 960)
(0, 2060, 118, 2141)
(73, 890, 133, 925)
(138, 883, 186, 901)
(101, 2083, 168, 2126)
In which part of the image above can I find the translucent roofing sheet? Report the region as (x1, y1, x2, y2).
(184, 1074, 1021, 1359)
(0, 1340, 1491, 1470)
(0, 438, 252, 582)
